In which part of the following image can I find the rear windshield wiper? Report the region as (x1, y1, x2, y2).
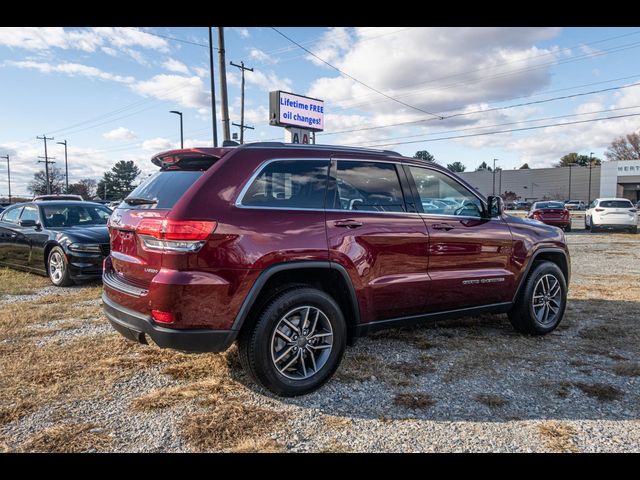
(124, 197, 158, 206)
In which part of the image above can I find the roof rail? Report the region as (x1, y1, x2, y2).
(240, 142, 402, 157)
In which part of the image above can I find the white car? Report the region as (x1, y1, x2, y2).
(564, 200, 585, 211)
(585, 198, 638, 233)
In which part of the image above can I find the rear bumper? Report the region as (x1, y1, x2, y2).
(539, 219, 570, 227)
(102, 292, 237, 352)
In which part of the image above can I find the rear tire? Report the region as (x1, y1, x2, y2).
(629, 226, 638, 234)
(238, 287, 346, 396)
(47, 246, 74, 287)
(564, 223, 572, 233)
(591, 222, 599, 233)
(508, 261, 567, 335)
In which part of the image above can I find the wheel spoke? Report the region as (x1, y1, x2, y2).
(306, 346, 317, 372)
(300, 351, 307, 377)
(308, 343, 331, 350)
(280, 351, 300, 372)
(274, 345, 294, 364)
(310, 309, 320, 335)
(309, 332, 332, 340)
(301, 307, 311, 331)
(275, 329, 293, 343)
(282, 318, 300, 334)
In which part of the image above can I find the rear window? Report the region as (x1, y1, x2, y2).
(535, 202, 564, 209)
(122, 171, 204, 209)
(332, 161, 406, 212)
(599, 200, 633, 208)
(240, 160, 329, 209)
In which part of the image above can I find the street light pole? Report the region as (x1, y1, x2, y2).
(170, 111, 184, 149)
(588, 152, 594, 205)
(0, 155, 10, 203)
(57, 140, 68, 192)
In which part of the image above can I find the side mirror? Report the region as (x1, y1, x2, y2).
(487, 196, 504, 218)
(19, 219, 38, 228)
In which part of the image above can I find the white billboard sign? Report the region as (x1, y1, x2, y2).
(269, 91, 324, 131)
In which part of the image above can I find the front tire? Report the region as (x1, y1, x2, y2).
(238, 287, 346, 396)
(564, 223, 572, 233)
(47, 246, 74, 287)
(508, 261, 567, 335)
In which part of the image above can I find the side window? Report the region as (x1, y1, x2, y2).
(20, 206, 40, 223)
(1, 206, 23, 224)
(331, 161, 406, 212)
(241, 160, 328, 209)
(408, 166, 483, 218)
(589, 200, 597, 209)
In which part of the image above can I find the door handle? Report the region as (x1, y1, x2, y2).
(334, 219, 363, 229)
(432, 223, 455, 231)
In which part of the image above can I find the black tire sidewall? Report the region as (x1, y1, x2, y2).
(522, 262, 567, 334)
(248, 288, 346, 396)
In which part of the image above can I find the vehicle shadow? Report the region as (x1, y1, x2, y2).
(231, 298, 640, 422)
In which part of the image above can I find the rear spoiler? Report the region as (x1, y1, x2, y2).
(151, 148, 231, 170)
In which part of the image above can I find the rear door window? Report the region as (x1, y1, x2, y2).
(19, 205, 40, 223)
(330, 161, 406, 212)
(600, 200, 633, 208)
(1, 205, 23, 223)
(240, 160, 329, 209)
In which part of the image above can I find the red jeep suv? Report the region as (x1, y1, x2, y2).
(103, 143, 570, 396)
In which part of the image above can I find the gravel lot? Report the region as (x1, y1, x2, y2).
(1, 224, 639, 452)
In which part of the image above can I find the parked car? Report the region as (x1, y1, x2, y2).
(103, 144, 570, 396)
(515, 201, 532, 210)
(504, 201, 517, 210)
(0, 201, 112, 285)
(564, 200, 585, 211)
(585, 198, 638, 233)
(527, 201, 571, 232)
(33, 194, 84, 202)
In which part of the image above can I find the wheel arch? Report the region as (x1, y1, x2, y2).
(232, 261, 361, 346)
(512, 248, 570, 303)
(43, 241, 62, 273)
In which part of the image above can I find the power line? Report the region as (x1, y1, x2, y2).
(270, 27, 444, 120)
(316, 80, 640, 137)
(123, 27, 212, 49)
(357, 105, 640, 147)
(356, 112, 640, 148)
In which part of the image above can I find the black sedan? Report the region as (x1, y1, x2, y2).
(0, 201, 111, 286)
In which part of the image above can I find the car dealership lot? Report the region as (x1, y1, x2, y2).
(1, 229, 638, 452)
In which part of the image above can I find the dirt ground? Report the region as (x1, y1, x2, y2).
(0, 227, 638, 452)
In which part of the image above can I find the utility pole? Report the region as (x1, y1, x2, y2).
(36, 135, 55, 194)
(230, 61, 254, 144)
(217, 27, 231, 142)
(499, 168, 502, 197)
(588, 152, 594, 205)
(567, 163, 577, 201)
(56, 140, 69, 192)
(492, 158, 498, 195)
(232, 122, 254, 144)
(0, 155, 10, 203)
(208, 27, 218, 148)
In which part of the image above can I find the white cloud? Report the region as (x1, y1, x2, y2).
(194, 66, 209, 77)
(4, 60, 135, 83)
(142, 137, 175, 151)
(162, 58, 190, 74)
(130, 74, 209, 109)
(249, 48, 278, 64)
(236, 28, 250, 39)
(245, 70, 292, 92)
(103, 127, 137, 141)
(307, 27, 562, 117)
(0, 27, 169, 53)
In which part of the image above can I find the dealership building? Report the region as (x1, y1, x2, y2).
(457, 159, 640, 204)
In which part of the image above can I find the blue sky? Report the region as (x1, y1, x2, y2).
(1, 26, 640, 196)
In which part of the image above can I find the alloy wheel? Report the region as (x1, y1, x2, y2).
(49, 251, 65, 283)
(532, 274, 562, 326)
(270, 306, 333, 380)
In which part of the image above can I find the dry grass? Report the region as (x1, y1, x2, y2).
(612, 362, 640, 377)
(537, 421, 578, 452)
(180, 404, 287, 452)
(323, 415, 352, 430)
(18, 423, 112, 452)
(317, 441, 355, 453)
(574, 382, 624, 401)
(229, 437, 284, 453)
(0, 400, 35, 427)
(474, 394, 509, 408)
(0, 267, 50, 296)
(335, 351, 436, 387)
(393, 392, 435, 410)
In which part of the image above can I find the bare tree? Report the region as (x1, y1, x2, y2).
(604, 132, 640, 161)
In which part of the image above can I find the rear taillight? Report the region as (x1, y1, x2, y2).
(532, 212, 542, 220)
(562, 209, 569, 217)
(137, 219, 217, 252)
(595, 208, 605, 212)
(151, 310, 176, 324)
